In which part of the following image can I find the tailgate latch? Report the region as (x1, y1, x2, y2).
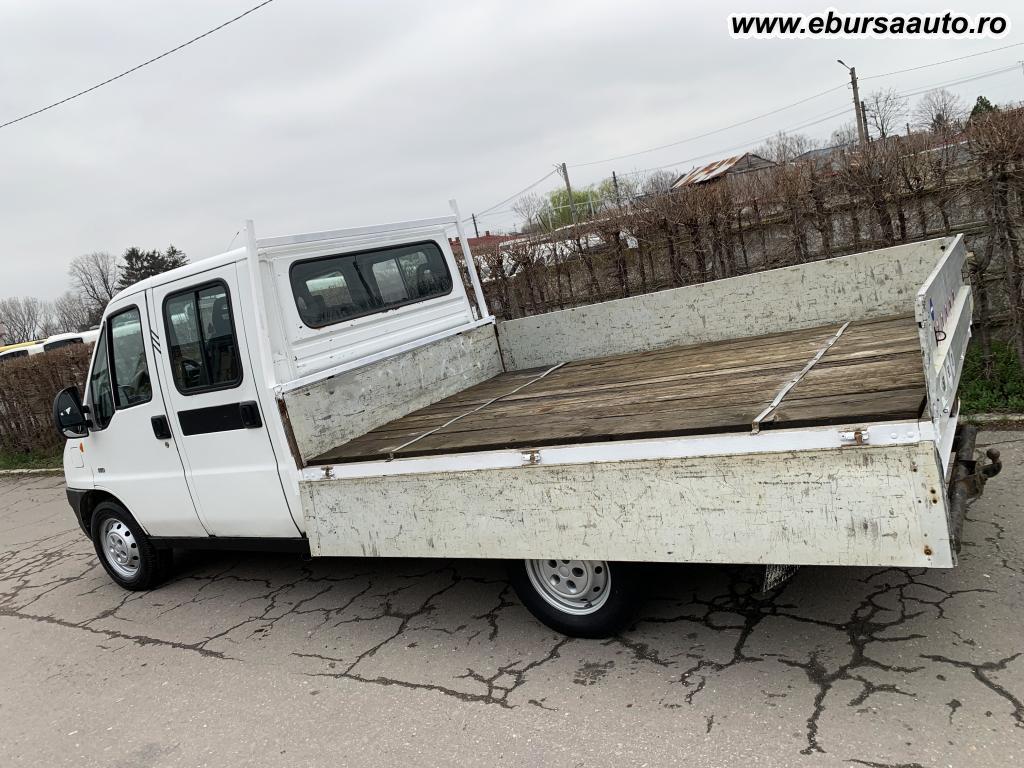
(839, 429, 869, 446)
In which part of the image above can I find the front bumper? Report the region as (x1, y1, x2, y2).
(66, 487, 90, 537)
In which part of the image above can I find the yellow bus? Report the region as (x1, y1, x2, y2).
(0, 340, 42, 354)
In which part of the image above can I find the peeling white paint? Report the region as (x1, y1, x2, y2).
(282, 324, 503, 463)
(496, 238, 956, 371)
(915, 235, 971, 452)
(302, 442, 951, 568)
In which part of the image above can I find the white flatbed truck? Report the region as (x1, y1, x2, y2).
(55, 206, 1001, 637)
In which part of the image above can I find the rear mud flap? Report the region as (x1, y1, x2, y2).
(762, 563, 800, 591)
(948, 424, 1003, 553)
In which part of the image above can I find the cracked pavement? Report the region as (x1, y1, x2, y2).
(0, 431, 1022, 767)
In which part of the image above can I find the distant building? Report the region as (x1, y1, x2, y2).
(448, 230, 515, 254)
(671, 153, 775, 188)
(793, 143, 853, 172)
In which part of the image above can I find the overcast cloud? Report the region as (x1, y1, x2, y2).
(1, 0, 1022, 299)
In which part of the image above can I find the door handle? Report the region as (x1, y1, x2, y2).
(238, 401, 262, 429)
(151, 415, 172, 440)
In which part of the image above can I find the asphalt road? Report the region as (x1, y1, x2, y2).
(1, 432, 1021, 767)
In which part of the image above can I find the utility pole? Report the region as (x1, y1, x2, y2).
(558, 162, 584, 253)
(861, 100, 870, 141)
(559, 162, 580, 229)
(612, 170, 623, 210)
(838, 60, 867, 144)
(471, 213, 480, 239)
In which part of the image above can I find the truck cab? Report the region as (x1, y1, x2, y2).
(60, 214, 479, 557)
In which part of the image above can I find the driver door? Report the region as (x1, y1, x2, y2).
(81, 300, 206, 536)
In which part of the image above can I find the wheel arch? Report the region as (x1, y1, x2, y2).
(77, 489, 125, 539)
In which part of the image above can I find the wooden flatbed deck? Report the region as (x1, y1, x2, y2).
(310, 314, 926, 464)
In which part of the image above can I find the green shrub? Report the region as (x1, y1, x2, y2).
(959, 339, 1024, 413)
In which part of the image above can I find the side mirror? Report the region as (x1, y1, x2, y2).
(53, 386, 90, 439)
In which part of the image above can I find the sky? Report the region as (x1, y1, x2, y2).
(1, 0, 1022, 299)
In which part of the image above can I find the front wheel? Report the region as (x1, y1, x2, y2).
(90, 501, 171, 590)
(508, 559, 639, 638)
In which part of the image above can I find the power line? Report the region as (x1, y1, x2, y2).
(569, 45, 1024, 172)
(473, 169, 560, 218)
(475, 50, 1024, 225)
(483, 60, 1020, 221)
(894, 63, 1021, 98)
(0, 0, 278, 131)
(475, 105, 856, 219)
(570, 82, 849, 168)
(569, 47, 1024, 171)
(605, 62, 1020, 181)
(617, 106, 853, 180)
(860, 41, 1024, 81)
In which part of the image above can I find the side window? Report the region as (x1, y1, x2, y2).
(109, 308, 152, 408)
(88, 324, 115, 429)
(43, 338, 82, 352)
(371, 259, 408, 303)
(164, 282, 242, 394)
(289, 241, 454, 328)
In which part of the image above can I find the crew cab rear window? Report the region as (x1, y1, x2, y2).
(289, 242, 453, 328)
(164, 282, 242, 394)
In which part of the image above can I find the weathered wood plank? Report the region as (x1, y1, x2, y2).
(309, 315, 926, 464)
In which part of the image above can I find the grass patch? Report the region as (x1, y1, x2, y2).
(0, 451, 62, 471)
(959, 339, 1024, 414)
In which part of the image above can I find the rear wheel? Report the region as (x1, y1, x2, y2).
(509, 559, 638, 638)
(90, 501, 171, 590)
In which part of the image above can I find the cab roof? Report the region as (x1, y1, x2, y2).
(108, 247, 246, 306)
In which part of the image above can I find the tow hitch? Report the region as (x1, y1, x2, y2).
(948, 424, 1003, 553)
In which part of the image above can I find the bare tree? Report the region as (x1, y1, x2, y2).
(39, 302, 60, 337)
(755, 132, 820, 163)
(829, 122, 859, 147)
(640, 170, 676, 195)
(913, 89, 966, 134)
(0, 297, 45, 344)
(68, 251, 119, 323)
(965, 108, 1024, 368)
(512, 192, 551, 233)
(864, 88, 909, 139)
(51, 291, 93, 333)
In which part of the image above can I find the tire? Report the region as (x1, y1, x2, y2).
(90, 501, 171, 590)
(508, 559, 639, 638)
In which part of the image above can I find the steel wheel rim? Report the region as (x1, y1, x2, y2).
(101, 518, 140, 578)
(525, 559, 611, 616)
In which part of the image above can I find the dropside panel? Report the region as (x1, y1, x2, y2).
(283, 324, 503, 464)
(301, 442, 952, 568)
(497, 237, 955, 371)
(915, 234, 971, 452)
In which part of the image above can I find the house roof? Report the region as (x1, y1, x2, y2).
(671, 153, 774, 188)
(794, 144, 851, 162)
(449, 232, 516, 252)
